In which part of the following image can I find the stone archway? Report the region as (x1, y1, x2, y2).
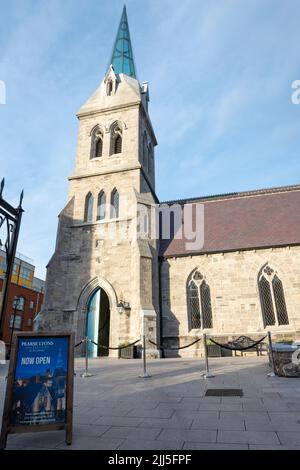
(76, 277, 119, 357)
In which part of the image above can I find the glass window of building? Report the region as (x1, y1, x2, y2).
(10, 315, 22, 329)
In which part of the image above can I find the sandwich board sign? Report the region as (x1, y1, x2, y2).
(0, 332, 74, 449)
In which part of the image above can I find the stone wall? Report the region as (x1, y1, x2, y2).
(161, 246, 300, 357)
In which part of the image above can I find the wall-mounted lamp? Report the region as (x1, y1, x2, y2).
(117, 300, 131, 314)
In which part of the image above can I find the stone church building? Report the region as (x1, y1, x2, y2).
(38, 7, 300, 357)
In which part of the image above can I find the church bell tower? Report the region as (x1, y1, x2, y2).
(38, 6, 160, 357)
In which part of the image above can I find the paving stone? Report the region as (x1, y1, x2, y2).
(73, 424, 110, 436)
(183, 442, 248, 450)
(220, 411, 269, 422)
(118, 439, 183, 450)
(94, 416, 143, 427)
(103, 426, 161, 440)
(199, 402, 243, 411)
(217, 430, 280, 445)
(158, 396, 183, 403)
(200, 397, 222, 403)
(268, 412, 300, 422)
(245, 421, 275, 431)
(7, 431, 65, 449)
(242, 402, 266, 411)
(57, 436, 123, 450)
(192, 416, 245, 431)
(246, 420, 300, 432)
(138, 417, 193, 429)
(286, 402, 300, 411)
(277, 432, 300, 445)
(116, 401, 159, 410)
(158, 428, 217, 443)
(127, 407, 174, 418)
(156, 402, 199, 411)
(249, 444, 300, 450)
(173, 410, 219, 420)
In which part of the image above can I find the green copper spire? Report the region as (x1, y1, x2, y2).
(109, 6, 136, 78)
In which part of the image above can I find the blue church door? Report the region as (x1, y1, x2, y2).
(86, 288, 110, 357)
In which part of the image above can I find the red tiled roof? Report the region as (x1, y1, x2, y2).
(159, 184, 300, 257)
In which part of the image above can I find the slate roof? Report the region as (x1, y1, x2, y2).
(159, 184, 300, 257)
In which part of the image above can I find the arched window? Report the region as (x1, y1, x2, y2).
(187, 270, 213, 329)
(97, 191, 106, 221)
(95, 138, 103, 158)
(110, 189, 119, 218)
(106, 80, 113, 96)
(84, 192, 94, 223)
(258, 266, 289, 327)
(110, 122, 122, 155)
(90, 126, 103, 159)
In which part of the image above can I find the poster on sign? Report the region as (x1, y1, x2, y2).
(0, 332, 74, 449)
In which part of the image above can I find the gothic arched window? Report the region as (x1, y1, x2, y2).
(258, 266, 289, 327)
(110, 188, 119, 218)
(90, 126, 103, 159)
(84, 192, 94, 223)
(187, 270, 213, 329)
(106, 80, 113, 96)
(97, 191, 106, 221)
(110, 122, 122, 155)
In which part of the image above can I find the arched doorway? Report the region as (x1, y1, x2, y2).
(86, 288, 110, 357)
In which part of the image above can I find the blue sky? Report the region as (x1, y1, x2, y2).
(0, 0, 300, 279)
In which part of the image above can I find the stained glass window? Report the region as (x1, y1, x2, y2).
(258, 267, 289, 326)
(187, 271, 213, 330)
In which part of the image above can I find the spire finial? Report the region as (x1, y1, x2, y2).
(18, 189, 24, 209)
(0, 178, 4, 199)
(108, 5, 136, 78)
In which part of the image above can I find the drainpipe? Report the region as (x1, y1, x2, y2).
(158, 257, 164, 358)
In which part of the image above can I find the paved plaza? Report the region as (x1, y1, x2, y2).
(1, 356, 300, 450)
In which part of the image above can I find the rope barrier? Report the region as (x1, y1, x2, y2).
(89, 338, 141, 350)
(149, 337, 202, 351)
(208, 335, 267, 352)
(74, 339, 85, 348)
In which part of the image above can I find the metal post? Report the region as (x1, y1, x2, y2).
(139, 335, 151, 378)
(201, 334, 214, 378)
(0, 182, 24, 340)
(8, 298, 19, 359)
(81, 337, 93, 378)
(267, 331, 276, 377)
